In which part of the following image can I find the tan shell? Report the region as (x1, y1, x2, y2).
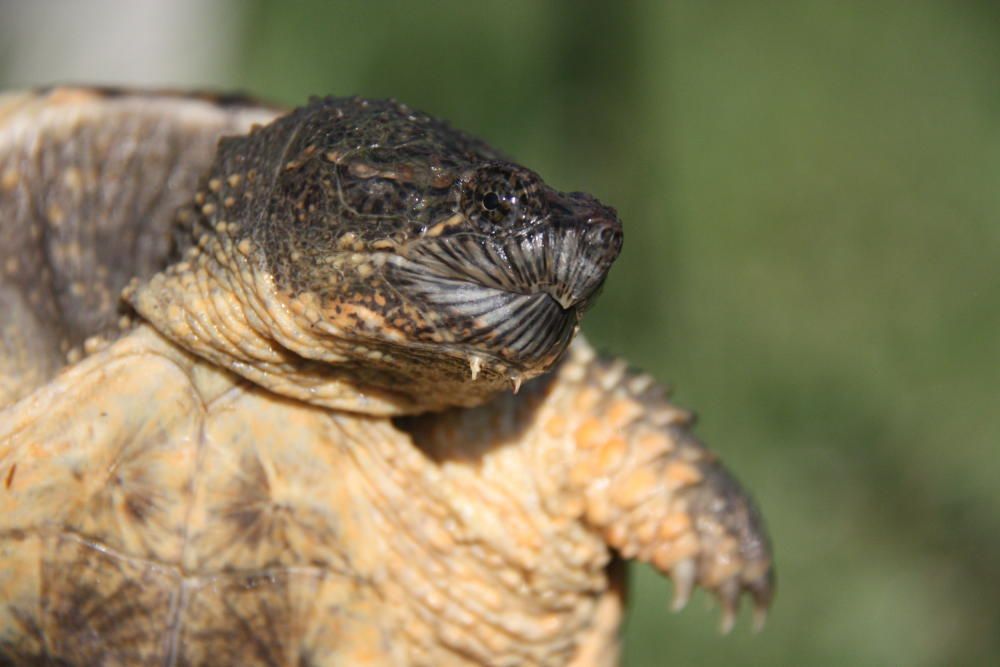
(0, 88, 773, 666)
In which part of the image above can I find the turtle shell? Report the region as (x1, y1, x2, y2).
(0, 87, 279, 405)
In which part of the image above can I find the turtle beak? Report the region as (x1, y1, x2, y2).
(542, 191, 623, 311)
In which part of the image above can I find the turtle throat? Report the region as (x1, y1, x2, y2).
(125, 237, 427, 416)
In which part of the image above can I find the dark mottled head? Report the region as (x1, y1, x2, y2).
(133, 96, 622, 413)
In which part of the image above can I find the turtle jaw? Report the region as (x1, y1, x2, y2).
(445, 289, 579, 377)
(537, 189, 623, 312)
(383, 253, 581, 374)
(385, 202, 622, 377)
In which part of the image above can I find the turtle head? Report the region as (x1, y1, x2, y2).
(130, 97, 622, 414)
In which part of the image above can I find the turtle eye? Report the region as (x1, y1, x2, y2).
(478, 189, 514, 224)
(481, 191, 501, 211)
(461, 163, 543, 230)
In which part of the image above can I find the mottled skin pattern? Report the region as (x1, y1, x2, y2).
(0, 88, 773, 666)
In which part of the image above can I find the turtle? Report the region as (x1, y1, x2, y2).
(0, 86, 774, 666)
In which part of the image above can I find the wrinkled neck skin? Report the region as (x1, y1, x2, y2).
(127, 235, 533, 416)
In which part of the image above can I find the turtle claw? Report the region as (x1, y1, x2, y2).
(709, 566, 774, 633)
(669, 559, 775, 634)
(748, 568, 775, 633)
(751, 601, 769, 634)
(670, 558, 696, 612)
(716, 578, 741, 635)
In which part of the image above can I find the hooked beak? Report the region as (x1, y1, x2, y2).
(541, 191, 623, 310)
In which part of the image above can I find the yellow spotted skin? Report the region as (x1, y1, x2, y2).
(0, 88, 773, 666)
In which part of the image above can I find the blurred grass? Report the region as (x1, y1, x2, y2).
(6, 0, 999, 663)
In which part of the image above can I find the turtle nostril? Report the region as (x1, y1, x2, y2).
(588, 219, 623, 254)
(599, 226, 619, 246)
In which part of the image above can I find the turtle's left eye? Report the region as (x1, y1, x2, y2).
(482, 191, 501, 211)
(461, 163, 545, 230)
(478, 189, 513, 224)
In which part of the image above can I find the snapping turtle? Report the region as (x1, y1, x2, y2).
(0, 87, 773, 666)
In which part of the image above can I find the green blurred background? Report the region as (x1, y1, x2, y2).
(2, 1, 998, 664)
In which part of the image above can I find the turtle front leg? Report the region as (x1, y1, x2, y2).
(552, 340, 775, 632)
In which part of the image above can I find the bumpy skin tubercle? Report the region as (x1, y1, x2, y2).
(557, 344, 774, 632)
(398, 337, 775, 652)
